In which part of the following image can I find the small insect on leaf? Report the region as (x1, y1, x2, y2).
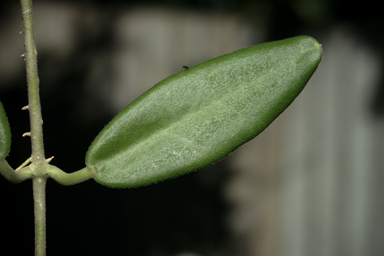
(86, 36, 323, 188)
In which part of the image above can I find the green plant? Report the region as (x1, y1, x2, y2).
(0, 1, 322, 255)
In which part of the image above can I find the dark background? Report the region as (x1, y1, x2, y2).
(0, 0, 383, 255)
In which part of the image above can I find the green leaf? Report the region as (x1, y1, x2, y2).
(0, 101, 11, 159)
(86, 35, 322, 188)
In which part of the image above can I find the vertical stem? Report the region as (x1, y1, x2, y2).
(20, 0, 46, 164)
(33, 177, 47, 256)
(20, 0, 48, 255)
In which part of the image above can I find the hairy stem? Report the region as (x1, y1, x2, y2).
(20, 0, 45, 164)
(20, 0, 48, 255)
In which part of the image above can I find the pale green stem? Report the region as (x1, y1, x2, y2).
(33, 177, 47, 256)
(48, 165, 95, 186)
(0, 158, 32, 183)
(20, 0, 46, 164)
(20, 1, 48, 256)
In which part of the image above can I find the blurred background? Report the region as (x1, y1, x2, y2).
(0, 0, 383, 255)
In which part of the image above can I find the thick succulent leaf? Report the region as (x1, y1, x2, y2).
(0, 101, 11, 158)
(86, 35, 322, 188)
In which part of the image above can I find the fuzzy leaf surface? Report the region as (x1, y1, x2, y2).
(0, 101, 11, 158)
(86, 36, 323, 188)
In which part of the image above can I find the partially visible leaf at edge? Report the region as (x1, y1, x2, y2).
(0, 101, 11, 158)
(86, 35, 323, 188)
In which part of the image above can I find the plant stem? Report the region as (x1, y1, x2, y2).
(0, 158, 32, 183)
(48, 165, 94, 186)
(33, 177, 47, 256)
(20, 0, 46, 164)
(20, 0, 48, 255)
